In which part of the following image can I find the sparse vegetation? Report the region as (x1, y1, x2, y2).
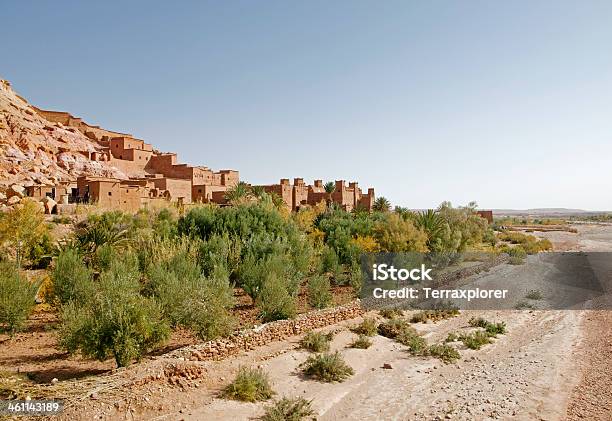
(525, 289, 543, 300)
(300, 331, 333, 353)
(410, 307, 460, 323)
(261, 397, 315, 421)
(378, 318, 413, 339)
(0, 262, 40, 335)
(222, 367, 275, 402)
(300, 351, 354, 382)
(396, 329, 427, 355)
(515, 300, 535, 310)
(425, 343, 461, 363)
(460, 330, 492, 350)
(379, 307, 403, 319)
(352, 317, 378, 336)
(349, 334, 372, 349)
(308, 274, 332, 309)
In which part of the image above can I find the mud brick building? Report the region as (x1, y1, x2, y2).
(27, 106, 376, 214)
(256, 178, 375, 212)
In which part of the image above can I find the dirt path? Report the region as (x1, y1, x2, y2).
(51, 224, 612, 421)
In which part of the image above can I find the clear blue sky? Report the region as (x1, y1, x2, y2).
(2, 1, 612, 210)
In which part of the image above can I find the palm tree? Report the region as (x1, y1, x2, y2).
(249, 185, 266, 200)
(224, 182, 251, 204)
(373, 196, 391, 212)
(414, 209, 445, 249)
(323, 181, 336, 208)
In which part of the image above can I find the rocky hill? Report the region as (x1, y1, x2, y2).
(0, 78, 127, 187)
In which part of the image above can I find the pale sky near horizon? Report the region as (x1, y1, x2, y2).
(2, 1, 612, 210)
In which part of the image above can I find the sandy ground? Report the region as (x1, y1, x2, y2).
(23, 225, 612, 420)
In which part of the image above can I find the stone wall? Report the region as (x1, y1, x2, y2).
(169, 301, 364, 362)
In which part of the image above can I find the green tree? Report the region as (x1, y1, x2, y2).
(0, 200, 49, 267)
(0, 262, 40, 335)
(373, 197, 391, 212)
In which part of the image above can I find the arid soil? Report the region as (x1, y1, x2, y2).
(3, 225, 611, 421)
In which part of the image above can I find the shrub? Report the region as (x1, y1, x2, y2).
(468, 317, 506, 337)
(257, 272, 297, 322)
(349, 335, 372, 349)
(348, 262, 363, 296)
(58, 255, 170, 367)
(410, 308, 459, 323)
(352, 318, 378, 336)
(379, 308, 403, 319)
(300, 351, 354, 382)
(0, 262, 39, 334)
(146, 251, 235, 340)
(0, 200, 50, 267)
(300, 331, 333, 353)
(460, 330, 492, 350)
(222, 367, 274, 402)
(445, 332, 459, 343)
(515, 300, 535, 310)
(307, 275, 332, 309)
(50, 249, 94, 306)
(468, 317, 488, 328)
(425, 344, 461, 364)
(485, 322, 506, 337)
(377, 318, 413, 339)
(262, 397, 315, 421)
(525, 289, 543, 300)
(396, 330, 427, 355)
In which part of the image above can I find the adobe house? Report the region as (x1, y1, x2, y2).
(76, 176, 145, 212)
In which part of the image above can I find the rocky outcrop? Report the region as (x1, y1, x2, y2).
(0, 78, 127, 187)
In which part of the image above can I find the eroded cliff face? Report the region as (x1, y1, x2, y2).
(0, 78, 127, 187)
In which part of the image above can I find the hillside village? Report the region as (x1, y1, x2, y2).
(0, 78, 375, 214)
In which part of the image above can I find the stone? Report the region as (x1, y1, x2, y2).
(41, 196, 57, 214)
(7, 184, 25, 198)
(7, 196, 21, 205)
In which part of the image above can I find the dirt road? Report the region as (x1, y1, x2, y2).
(55, 225, 612, 421)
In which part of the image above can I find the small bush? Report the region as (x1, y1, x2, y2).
(349, 262, 363, 296)
(485, 321, 506, 337)
(262, 397, 315, 421)
(425, 344, 461, 364)
(515, 300, 535, 310)
(349, 335, 372, 349)
(300, 331, 333, 353)
(379, 308, 403, 319)
(301, 351, 354, 383)
(307, 275, 332, 309)
(377, 318, 413, 339)
(50, 249, 94, 306)
(525, 289, 543, 300)
(445, 332, 459, 343)
(257, 273, 297, 322)
(351, 317, 378, 336)
(460, 330, 492, 350)
(468, 317, 488, 328)
(58, 255, 169, 367)
(396, 330, 427, 355)
(222, 367, 274, 402)
(0, 263, 40, 334)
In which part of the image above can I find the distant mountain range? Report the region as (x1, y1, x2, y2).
(492, 208, 609, 217)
